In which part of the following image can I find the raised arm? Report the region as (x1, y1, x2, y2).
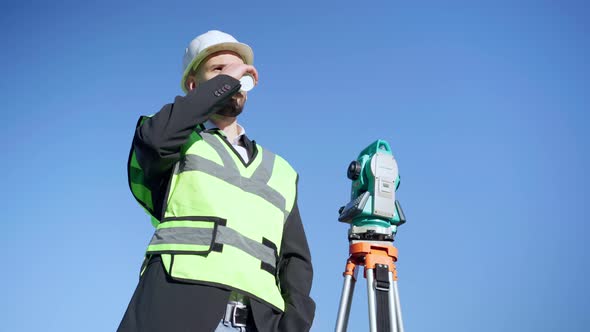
(133, 74, 241, 179)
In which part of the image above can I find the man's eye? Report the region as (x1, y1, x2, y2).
(213, 66, 223, 71)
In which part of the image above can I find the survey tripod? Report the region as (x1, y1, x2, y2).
(334, 140, 406, 332)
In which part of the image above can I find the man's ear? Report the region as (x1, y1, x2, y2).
(186, 77, 197, 91)
(184, 75, 197, 92)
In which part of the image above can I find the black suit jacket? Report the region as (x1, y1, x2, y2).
(128, 75, 315, 331)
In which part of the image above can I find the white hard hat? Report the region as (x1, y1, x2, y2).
(181, 30, 254, 93)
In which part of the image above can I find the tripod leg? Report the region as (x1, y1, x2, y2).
(366, 268, 378, 332)
(393, 281, 405, 332)
(388, 272, 398, 332)
(335, 273, 357, 332)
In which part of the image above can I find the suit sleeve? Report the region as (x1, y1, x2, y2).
(133, 75, 241, 180)
(277, 189, 316, 331)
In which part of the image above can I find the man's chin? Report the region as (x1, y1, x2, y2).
(216, 99, 244, 117)
(216, 107, 243, 117)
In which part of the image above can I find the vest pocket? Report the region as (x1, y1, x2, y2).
(145, 216, 226, 255)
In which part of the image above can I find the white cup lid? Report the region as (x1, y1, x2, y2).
(239, 75, 255, 92)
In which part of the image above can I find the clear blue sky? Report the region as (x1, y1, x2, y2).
(1, 1, 588, 331)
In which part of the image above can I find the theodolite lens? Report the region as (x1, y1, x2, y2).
(347, 161, 361, 180)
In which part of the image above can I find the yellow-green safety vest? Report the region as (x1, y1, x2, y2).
(128, 119, 297, 312)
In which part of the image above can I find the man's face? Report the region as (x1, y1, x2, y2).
(191, 51, 247, 118)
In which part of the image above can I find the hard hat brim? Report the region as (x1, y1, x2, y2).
(180, 42, 254, 93)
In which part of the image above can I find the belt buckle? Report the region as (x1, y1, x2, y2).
(231, 303, 248, 327)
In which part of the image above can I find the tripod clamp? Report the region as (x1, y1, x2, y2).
(344, 242, 398, 280)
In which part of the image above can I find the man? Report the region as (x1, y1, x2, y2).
(118, 30, 315, 332)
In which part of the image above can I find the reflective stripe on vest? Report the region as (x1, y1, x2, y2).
(146, 217, 278, 271)
(177, 133, 290, 222)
